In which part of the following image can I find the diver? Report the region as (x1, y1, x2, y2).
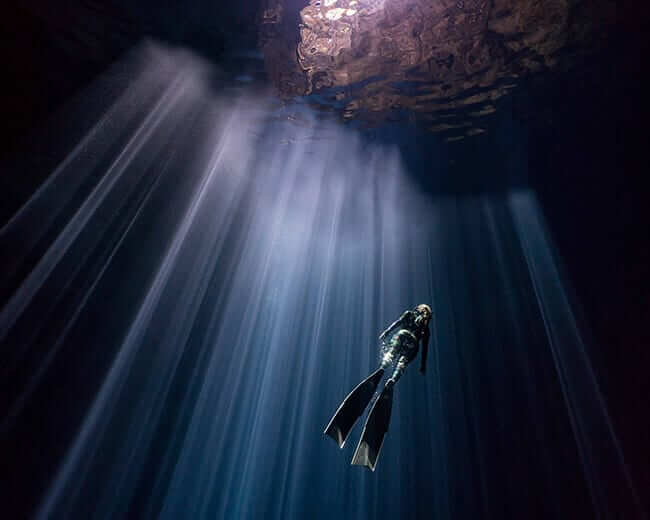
(324, 304, 432, 471)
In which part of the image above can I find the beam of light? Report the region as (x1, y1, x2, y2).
(508, 191, 645, 518)
(0, 43, 643, 520)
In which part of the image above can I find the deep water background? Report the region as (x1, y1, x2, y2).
(1, 4, 648, 520)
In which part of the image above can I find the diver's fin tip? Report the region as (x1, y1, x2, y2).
(351, 440, 375, 469)
(324, 425, 346, 448)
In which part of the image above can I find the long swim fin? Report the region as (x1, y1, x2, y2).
(324, 368, 384, 448)
(351, 379, 394, 471)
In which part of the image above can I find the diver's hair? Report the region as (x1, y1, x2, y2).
(415, 303, 432, 314)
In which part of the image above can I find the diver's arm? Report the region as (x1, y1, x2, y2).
(379, 311, 408, 341)
(420, 326, 430, 374)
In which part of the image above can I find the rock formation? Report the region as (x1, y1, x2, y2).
(259, 0, 613, 139)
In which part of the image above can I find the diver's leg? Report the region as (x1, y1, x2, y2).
(352, 352, 406, 469)
(352, 373, 395, 471)
(379, 342, 396, 370)
(352, 337, 417, 469)
(387, 331, 418, 384)
(388, 355, 409, 384)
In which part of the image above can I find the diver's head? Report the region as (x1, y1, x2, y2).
(414, 303, 432, 324)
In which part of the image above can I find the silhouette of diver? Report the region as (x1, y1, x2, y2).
(324, 304, 432, 470)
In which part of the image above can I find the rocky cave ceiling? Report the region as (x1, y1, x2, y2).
(258, 0, 614, 140)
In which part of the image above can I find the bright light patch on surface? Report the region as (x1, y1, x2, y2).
(326, 8, 347, 20)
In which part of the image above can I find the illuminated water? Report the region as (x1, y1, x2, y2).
(0, 43, 642, 519)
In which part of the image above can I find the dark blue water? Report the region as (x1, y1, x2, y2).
(0, 44, 643, 519)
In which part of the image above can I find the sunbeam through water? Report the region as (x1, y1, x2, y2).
(0, 42, 642, 520)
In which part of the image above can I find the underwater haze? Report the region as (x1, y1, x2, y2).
(0, 44, 643, 519)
